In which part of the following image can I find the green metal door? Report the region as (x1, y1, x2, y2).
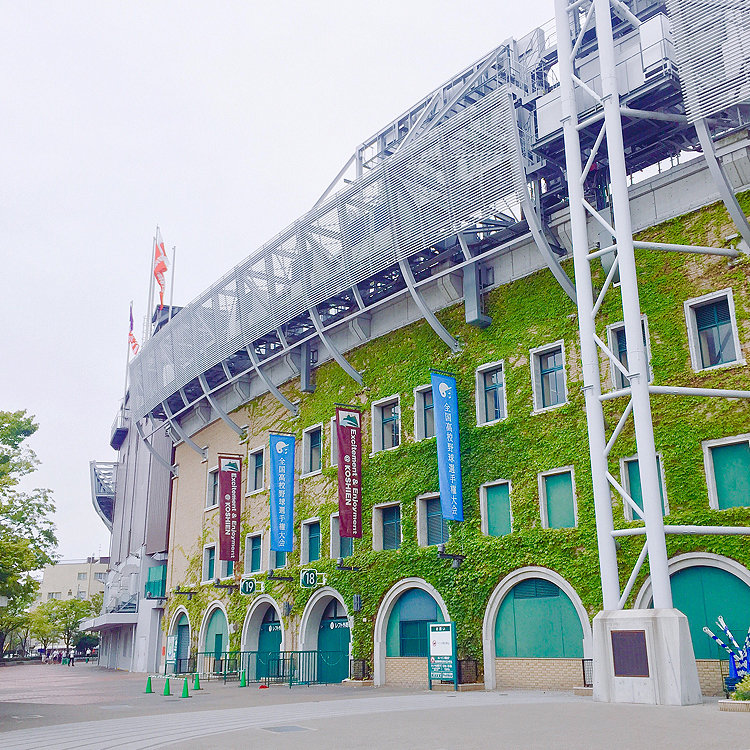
(669, 566, 750, 660)
(257, 621, 282, 679)
(317, 617, 349, 683)
(176, 621, 189, 669)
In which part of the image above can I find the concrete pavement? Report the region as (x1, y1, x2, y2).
(0, 663, 746, 749)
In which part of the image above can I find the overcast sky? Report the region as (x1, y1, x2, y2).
(1, 0, 551, 560)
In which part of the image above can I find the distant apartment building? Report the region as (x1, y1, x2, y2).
(35, 557, 109, 605)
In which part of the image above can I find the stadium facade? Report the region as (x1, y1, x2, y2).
(90, 0, 750, 698)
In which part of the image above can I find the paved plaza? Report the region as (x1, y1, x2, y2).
(0, 663, 747, 749)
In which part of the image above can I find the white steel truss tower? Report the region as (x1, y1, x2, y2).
(555, 0, 750, 704)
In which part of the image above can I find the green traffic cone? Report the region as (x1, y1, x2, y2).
(145, 675, 153, 694)
(181, 677, 190, 698)
(163, 677, 171, 696)
(193, 673, 201, 691)
(239, 669, 246, 688)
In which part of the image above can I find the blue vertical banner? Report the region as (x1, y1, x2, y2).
(269, 434, 295, 553)
(431, 371, 463, 521)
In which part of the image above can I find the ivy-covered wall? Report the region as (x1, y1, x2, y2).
(165, 194, 750, 671)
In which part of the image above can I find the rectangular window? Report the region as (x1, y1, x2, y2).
(330, 417, 338, 466)
(621, 456, 667, 520)
(274, 550, 287, 569)
(245, 534, 262, 573)
(203, 546, 216, 581)
(340, 533, 353, 559)
(540, 470, 577, 529)
(425, 496, 449, 546)
(94, 572, 106, 582)
(77, 572, 87, 580)
(685, 290, 743, 372)
(704, 436, 750, 510)
(220, 559, 234, 579)
(476, 362, 506, 425)
(330, 514, 354, 559)
(608, 318, 651, 390)
(207, 469, 219, 508)
(249, 450, 264, 492)
(372, 396, 400, 452)
(399, 620, 429, 657)
(484, 482, 512, 536)
(382, 505, 401, 550)
(539, 349, 565, 408)
(304, 521, 321, 563)
(303, 426, 323, 475)
(414, 386, 435, 441)
(531, 343, 567, 411)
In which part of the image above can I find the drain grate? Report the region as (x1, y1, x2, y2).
(262, 725, 309, 733)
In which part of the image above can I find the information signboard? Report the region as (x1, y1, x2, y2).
(240, 578, 264, 596)
(428, 621, 458, 690)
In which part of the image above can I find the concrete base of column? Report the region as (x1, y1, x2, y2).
(592, 609, 702, 705)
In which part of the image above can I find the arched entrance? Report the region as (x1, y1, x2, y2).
(241, 596, 284, 680)
(200, 605, 229, 675)
(168, 609, 191, 674)
(635, 554, 750, 661)
(299, 587, 351, 684)
(373, 578, 450, 687)
(482, 567, 591, 690)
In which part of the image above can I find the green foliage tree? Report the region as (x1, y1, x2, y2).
(0, 410, 57, 653)
(50, 598, 96, 651)
(28, 601, 64, 652)
(74, 632, 99, 654)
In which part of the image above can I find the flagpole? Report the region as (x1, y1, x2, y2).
(123, 301, 133, 406)
(168, 245, 176, 323)
(145, 231, 156, 341)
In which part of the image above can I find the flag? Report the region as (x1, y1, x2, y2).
(153, 228, 169, 309)
(128, 304, 140, 355)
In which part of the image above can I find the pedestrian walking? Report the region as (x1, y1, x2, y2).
(69, 650, 75, 666)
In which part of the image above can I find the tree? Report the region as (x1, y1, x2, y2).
(74, 632, 99, 654)
(0, 410, 57, 653)
(50, 598, 96, 651)
(28, 601, 63, 653)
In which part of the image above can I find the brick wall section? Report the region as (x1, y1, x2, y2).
(385, 657, 429, 688)
(495, 658, 583, 689)
(696, 659, 725, 696)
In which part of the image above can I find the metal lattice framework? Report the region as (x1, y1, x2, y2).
(130, 86, 527, 421)
(668, 0, 750, 122)
(90, 461, 116, 531)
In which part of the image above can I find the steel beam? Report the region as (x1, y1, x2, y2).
(246, 346, 299, 415)
(198, 373, 245, 438)
(162, 400, 208, 460)
(308, 307, 363, 385)
(134, 420, 177, 476)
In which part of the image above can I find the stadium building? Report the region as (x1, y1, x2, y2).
(91, 0, 750, 700)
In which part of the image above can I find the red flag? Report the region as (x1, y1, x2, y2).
(128, 304, 140, 355)
(153, 228, 169, 309)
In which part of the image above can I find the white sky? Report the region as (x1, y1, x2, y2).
(1, 0, 551, 560)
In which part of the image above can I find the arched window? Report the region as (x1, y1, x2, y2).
(386, 589, 443, 657)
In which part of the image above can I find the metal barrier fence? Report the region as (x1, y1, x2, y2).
(189, 650, 350, 686)
(582, 658, 593, 688)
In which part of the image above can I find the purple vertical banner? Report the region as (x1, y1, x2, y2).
(218, 454, 242, 561)
(336, 406, 363, 538)
(269, 434, 295, 553)
(431, 371, 463, 521)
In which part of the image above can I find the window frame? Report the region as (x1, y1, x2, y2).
(702, 433, 750, 510)
(530, 341, 568, 413)
(413, 385, 436, 442)
(416, 492, 449, 547)
(329, 416, 338, 466)
(206, 466, 220, 510)
(267, 538, 288, 570)
(218, 558, 235, 580)
(301, 517, 322, 564)
(301, 423, 324, 477)
(244, 532, 264, 574)
(684, 288, 744, 373)
(606, 315, 653, 390)
(201, 544, 216, 583)
(246, 447, 265, 495)
(538, 467, 578, 529)
(480, 479, 513, 536)
(475, 360, 507, 426)
(371, 395, 401, 454)
(619, 453, 669, 520)
(330, 513, 354, 559)
(372, 502, 402, 551)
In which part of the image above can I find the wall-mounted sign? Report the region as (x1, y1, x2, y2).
(428, 621, 458, 690)
(240, 578, 264, 596)
(431, 372, 463, 522)
(269, 434, 295, 553)
(336, 406, 363, 538)
(218, 454, 242, 561)
(300, 569, 326, 589)
(165, 634, 177, 664)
